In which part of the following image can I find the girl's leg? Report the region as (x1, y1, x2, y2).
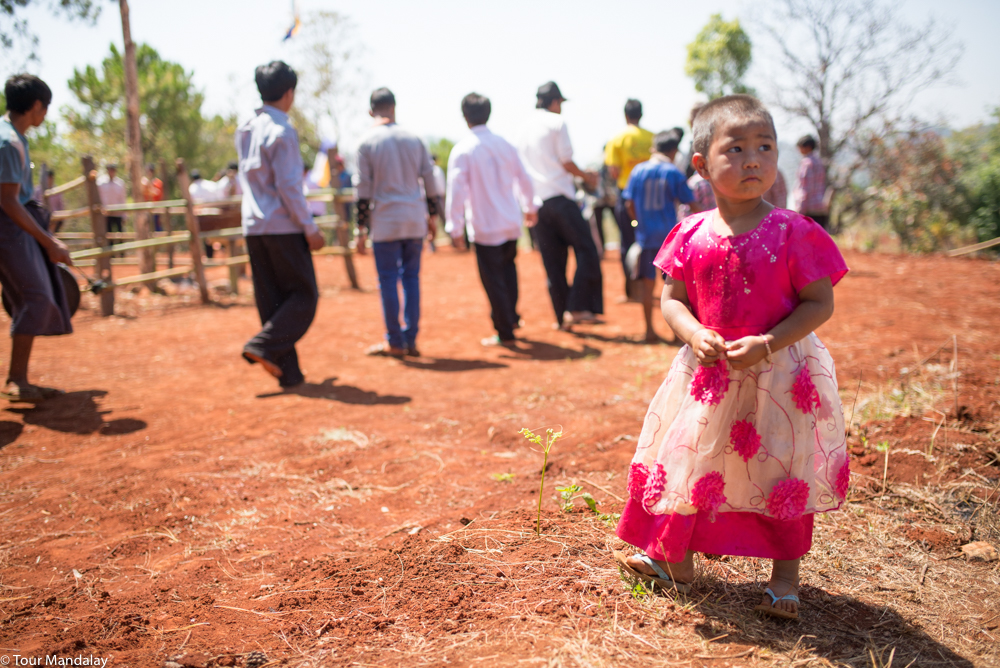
(626, 550, 695, 584)
(762, 558, 800, 615)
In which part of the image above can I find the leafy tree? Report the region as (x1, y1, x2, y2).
(951, 109, 1000, 242)
(428, 138, 454, 177)
(63, 43, 237, 192)
(863, 128, 969, 252)
(760, 0, 961, 201)
(685, 14, 753, 99)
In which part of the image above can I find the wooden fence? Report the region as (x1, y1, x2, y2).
(46, 156, 359, 317)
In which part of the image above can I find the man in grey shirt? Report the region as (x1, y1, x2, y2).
(357, 87, 442, 357)
(236, 60, 324, 388)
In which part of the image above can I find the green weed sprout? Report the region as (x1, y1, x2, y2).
(556, 484, 598, 513)
(519, 427, 563, 535)
(489, 472, 514, 483)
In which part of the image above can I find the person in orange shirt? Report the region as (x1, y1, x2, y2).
(605, 99, 653, 299)
(141, 163, 164, 231)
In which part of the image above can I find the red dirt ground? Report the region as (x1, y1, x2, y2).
(0, 247, 998, 666)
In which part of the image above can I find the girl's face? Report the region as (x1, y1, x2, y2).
(695, 117, 778, 201)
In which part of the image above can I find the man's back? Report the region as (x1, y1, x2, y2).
(357, 123, 437, 242)
(624, 158, 692, 249)
(606, 125, 654, 191)
(235, 106, 314, 236)
(518, 109, 575, 204)
(447, 126, 533, 246)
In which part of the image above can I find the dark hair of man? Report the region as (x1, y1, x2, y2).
(797, 134, 817, 150)
(671, 126, 685, 143)
(624, 98, 642, 121)
(653, 130, 681, 155)
(370, 87, 396, 113)
(461, 93, 491, 126)
(535, 94, 558, 109)
(691, 94, 776, 157)
(228, 161, 238, 171)
(4, 74, 52, 114)
(255, 61, 298, 103)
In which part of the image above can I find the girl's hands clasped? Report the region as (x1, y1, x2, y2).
(690, 328, 728, 366)
(725, 335, 771, 370)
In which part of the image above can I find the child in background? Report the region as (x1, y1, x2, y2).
(614, 95, 849, 620)
(622, 129, 693, 343)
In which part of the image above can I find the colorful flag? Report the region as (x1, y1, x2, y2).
(282, 1, 301, 41)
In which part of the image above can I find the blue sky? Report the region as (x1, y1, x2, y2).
(8, 0, 999, 165)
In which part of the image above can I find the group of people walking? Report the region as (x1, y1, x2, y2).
(2, 64, 849, 622)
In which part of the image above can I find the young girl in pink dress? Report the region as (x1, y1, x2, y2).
(614, 95, 849, 620)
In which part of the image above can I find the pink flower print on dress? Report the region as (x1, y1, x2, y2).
(766, 477, 810, 520)
(642, 462, 667, 510)
(690, 360, 729, 406)
(791, 367, 821, 413)
(690, 471, 727, 520)
(627, 462, 649, 502)
(730, 419, 762, 462)
(835, 458, 850, 500)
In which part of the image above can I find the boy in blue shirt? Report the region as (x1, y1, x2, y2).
(622, 130, 693, 343)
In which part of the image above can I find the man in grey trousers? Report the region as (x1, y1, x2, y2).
(236, 61, 325, 388)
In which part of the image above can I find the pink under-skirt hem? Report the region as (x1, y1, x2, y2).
(616, 497, 814, 562)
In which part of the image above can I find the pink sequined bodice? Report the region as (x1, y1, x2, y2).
(653, 208, 848, 339)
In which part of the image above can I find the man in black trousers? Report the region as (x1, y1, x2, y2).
(445, 93, 537, 347)
(235, 61, 324, 388)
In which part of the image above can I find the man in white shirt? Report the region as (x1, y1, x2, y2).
(96, 163, 127, 239)
(188, 169, 222, 202)
(446, 93, 536, 347)
(518, 81, 602, 330)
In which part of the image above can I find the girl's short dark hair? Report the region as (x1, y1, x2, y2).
(4, 74, 52, 114)
(797, 134, 817, 150)
(461, 93, 491, 126)
(691, 94, 776, 157)
(255, 61, 298, 103)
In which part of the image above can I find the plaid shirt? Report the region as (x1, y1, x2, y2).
(795, 152, 826, 213)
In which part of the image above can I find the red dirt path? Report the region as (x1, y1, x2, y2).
(0, 247, 997, 666)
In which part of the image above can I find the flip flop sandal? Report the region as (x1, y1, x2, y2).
(404, 347, 421, 357)
(754, 587, 800, 620)
(366, 342, 405, 358)
(613, 550, 692, 594)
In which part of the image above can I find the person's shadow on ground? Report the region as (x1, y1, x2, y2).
(686, 581, 974, 666)
(256, 377, 410, 405)
(571, 330, 683, 347)
(400, 357, 508, 372)
(499, 339, 602, 361)
(4, 390, 147, 437)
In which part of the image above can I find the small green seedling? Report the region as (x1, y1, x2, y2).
(556, 484, 598, 513)
(490, 472, 514, 483)
(876, 440, 891, 494)
(519, 427, 563, 535)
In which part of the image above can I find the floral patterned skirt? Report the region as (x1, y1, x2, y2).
(615, 333, 847, 562)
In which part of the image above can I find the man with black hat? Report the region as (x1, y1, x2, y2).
(518, 81, 603, 331)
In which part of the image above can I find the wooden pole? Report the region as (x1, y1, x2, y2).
(81, 156, 115, 316)
(159, 158, 174, 269)
(175, 159, 210, 304)
(327, 148, 359, 289)
(118, 0, 153, 278)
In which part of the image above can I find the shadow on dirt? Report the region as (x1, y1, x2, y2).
(400, 357, 508, 372)
(257, 377, 410, 405)
(688, 583, 974, 667)
(0, 420, 23, 449)
(499, 338, 602, 361)
(572, 330, 683, 347)
(4, 390, 147, 436)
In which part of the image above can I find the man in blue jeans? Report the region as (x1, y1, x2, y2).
(357, 88, 442, 357)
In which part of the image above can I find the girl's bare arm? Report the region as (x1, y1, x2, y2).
(661, 277, 728, 365)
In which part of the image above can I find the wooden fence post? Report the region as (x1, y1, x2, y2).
(175, 159, 210, 304)
(327, 148, 359, 289)
(160, 158, 174, 269)
(81, 156, 115, 317)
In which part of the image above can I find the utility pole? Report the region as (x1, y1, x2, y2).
(119, 0, 153, 277)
